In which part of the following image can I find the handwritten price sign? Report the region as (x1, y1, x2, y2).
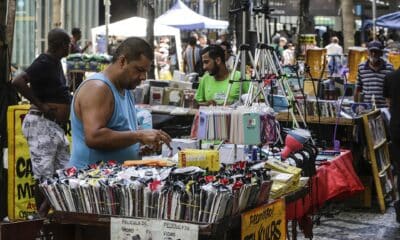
(241, 199, 286, 240)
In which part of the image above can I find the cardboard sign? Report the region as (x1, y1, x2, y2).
(111, 217, 199, 240)
(7, 105, 36, 220)
(7, 105, 72, 220)
(241, 199, 286, 240)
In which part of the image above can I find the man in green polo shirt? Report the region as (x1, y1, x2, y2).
(195, 45, 248, 106)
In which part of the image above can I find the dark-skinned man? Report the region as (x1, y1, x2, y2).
(12, 28, 72, 218)
(69, 37, 171, 169)
(195, 44, 248, 106)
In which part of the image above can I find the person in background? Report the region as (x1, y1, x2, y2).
(315, 29, 322, 48)
(355, 40, 394, 108)
(195, 44, 248, 106)
(219, 41, 235, 71)
(69, 27, 92, 91)
(199, 34, 208, 49)
(12, 28, 72, 218)
(282, 43, 296, 66)
(322, 26, 334, 47)
(70, 27, 91, 54)
(69, 37, 171, 169)
(216, 30, 228, 44)
(277, 37, 287, 63)
(384, 68, 400, 223)
(325, 36, 343, 77)
(183, 36, 202, 75)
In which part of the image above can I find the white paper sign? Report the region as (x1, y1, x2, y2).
(111, 217, 199, 240)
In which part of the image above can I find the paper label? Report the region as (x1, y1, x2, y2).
(111, 218, 199, 240)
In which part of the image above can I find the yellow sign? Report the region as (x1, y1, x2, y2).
(241, 199, 286, 240)
(7, 105, 36, 220)
(7, 105, 72, 220)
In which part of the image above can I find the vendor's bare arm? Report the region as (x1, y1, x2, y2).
(75, 80, 171, 150)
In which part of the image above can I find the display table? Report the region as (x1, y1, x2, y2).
(44, 187, 308, 240)
(276, 112, 357, 126)
(286, 150, 364, 220)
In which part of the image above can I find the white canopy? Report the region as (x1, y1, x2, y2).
(91, 17, 182, 69)
(156, 0, 229, 30)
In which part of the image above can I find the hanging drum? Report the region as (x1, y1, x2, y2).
(388, 51, 400, 70)
(348, 47, 368, 84)
(306, 47, 327, 80)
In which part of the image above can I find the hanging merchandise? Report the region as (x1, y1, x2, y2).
(196, 105, 279, 145)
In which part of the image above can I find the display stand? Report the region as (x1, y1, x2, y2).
(362, 109, 395, 213)
(45, 186, 307, 240)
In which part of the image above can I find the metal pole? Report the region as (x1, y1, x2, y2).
(372, 0, 376, 40)
(104, 0, 111, 54)
(240, 10, 246, 101)
(60, 0, 65, 29)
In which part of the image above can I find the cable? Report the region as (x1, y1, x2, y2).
(332, 70, 349, 150)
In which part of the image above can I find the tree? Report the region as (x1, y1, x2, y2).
(341, 0, 355, 52)
(0, 0, 18, 219)
(299, 0, 314, 35)
(144, 0, 155, 79)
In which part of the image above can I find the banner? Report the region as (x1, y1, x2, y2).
(111, 218, 199, 240)
(7, 105, 36, 220)
(241, 199, 286, 240)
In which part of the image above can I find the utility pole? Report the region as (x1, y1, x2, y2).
(104, 0, 111, 54)
(341, 0, 355, 52)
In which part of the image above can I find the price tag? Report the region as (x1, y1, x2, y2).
(111, 218, 199, 240)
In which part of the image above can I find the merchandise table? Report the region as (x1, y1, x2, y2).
(286, 150, 364, 220)
(285, 150, 364, 239)
(43, 188, 309, 240)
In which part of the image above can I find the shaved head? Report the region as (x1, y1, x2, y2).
(48, 28, 70, 52)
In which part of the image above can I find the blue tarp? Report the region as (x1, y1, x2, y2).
(363, 11, 400, 29)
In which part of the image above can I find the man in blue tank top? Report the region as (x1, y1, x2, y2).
(69, 37, 171, 169)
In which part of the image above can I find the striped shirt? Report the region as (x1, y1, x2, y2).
(183, 45, 201, 73)
(356, 60, 394, 108)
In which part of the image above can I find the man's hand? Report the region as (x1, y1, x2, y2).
(137, 129, 172, 148)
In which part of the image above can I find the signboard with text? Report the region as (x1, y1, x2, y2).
(7, 104, 71, 220)
(7, 105, 36, 220)
(111, 217, 199, 240)
(241, 199, 286, 240)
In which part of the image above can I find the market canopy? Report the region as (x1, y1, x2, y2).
(91, 16, 181, 39)
(155, 0, 229, 30)
(91, 16, 182, 68)
(363, 11, 400, 29)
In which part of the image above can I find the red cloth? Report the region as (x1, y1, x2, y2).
(286, 150, 364, 220)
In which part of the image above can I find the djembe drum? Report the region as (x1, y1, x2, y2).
(348, 47, 368, 83)
(305, 48, 327, 80)
(388, 51, 400, 70)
